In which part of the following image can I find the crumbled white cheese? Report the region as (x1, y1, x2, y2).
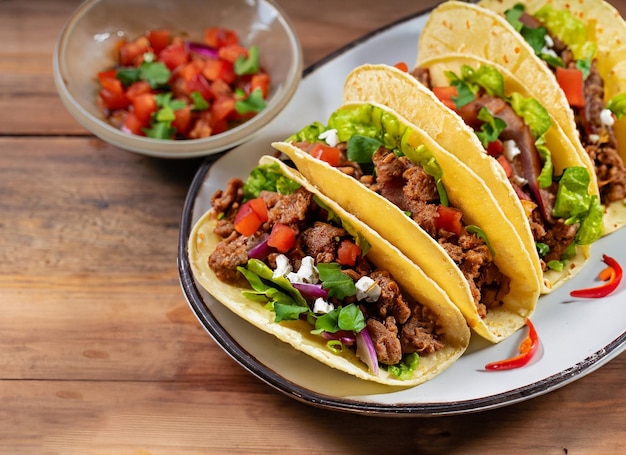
(512, 174, 528, 187)
(544, 34, 554, 48)
(313, 298, 334, 314)
(540, 46, 559, 59)
(272, 254, 292, 279)
(319, 129, 339, 147)
(600, 109, 615, 127)
(355, 276, 381, 303)
(503, 140, 521, 162)
(589, 133, 601, 144)
(287, 256, 319, 284)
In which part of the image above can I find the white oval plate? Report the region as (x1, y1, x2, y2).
(178, 9, 626, 416)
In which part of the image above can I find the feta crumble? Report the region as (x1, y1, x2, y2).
(355, 276, 381, 303)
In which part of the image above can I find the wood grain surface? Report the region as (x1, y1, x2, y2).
(1, 0, 625, 453)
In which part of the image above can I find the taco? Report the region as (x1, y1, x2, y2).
(188, 155, 470, 386)
(341, 62, 604, 293)
(417, 0, 626, 234)
(275, 101, 541, 343)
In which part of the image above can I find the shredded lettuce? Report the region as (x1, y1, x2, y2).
(552, 167, 603, 245)
(476, 107, 507, 147)
(607, 93, 626, 120)
(508, 93, 552, 140)
(243, 163, 301, 200)
(536, 142, 554, 189)
(286, 121, 327, 143)
(534, 5, 597, 62)
(383, 352, 419, 380)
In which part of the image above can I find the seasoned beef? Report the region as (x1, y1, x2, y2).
(208, 231, 251, 284)
(211, 178, 244, 214)
(366, 317, 402, 365)
(372, 148, 409, 209)
(300, 221, 346, 263)
(370, 270, 411, 324)
(266, 186, 312, 228)
(400, 307, 445, 355)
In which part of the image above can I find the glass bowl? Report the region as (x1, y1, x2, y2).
(53, 0, 303, 158)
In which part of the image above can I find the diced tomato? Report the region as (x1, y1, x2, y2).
(496, 155, 513, 178)
(309, 143, 341, 167)
(158, 43, 189, 71)
(486, 139, 504, 156)
(125, 80, 152, 101)
(234, 199, 268, 236)
(435, 205, 463, 236)
(204, 27, 239, 48)
(267, 223, 296, 253)
(337, 240, 361, 266)
(250, 72, 270, 98)
(97, 69, 119, 85)
(432, 86, 458, 111)
(187, 74, 214, 101)
(146, 29, 171, 55)
(121, 111, 144, 135)
(556, 67, 586, 108)
(119, 36, 151, 66)
(202, 59, 236, 84)
(210, 96, 236, 123)
(218, 44, 248, 63)
(393, 62, 409, 72)
(99, 88, 130, 111)
(172, 105, 192, 136)
(210, 79, 233, 97)
(131, 92, 157, 126)
(177, 60, 203, 82)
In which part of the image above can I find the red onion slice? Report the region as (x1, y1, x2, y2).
(248, 237, 272, 259)
(356, 327, 379, 375)
(321, 330, 356, 345)
(185, 40, 218, 59)
(292, 282, 328, 299)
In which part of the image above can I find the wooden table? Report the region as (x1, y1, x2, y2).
(2, 0, 625, 453)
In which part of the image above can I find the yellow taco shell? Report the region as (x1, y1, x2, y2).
(274, 102, 540, 343)
(189, 155, 470, 386)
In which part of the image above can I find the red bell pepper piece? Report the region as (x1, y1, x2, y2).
(485, 319, 539, 371)
(556, 67, 586, 108)
(309, 143, 341, 167)
(570, 254, 622, 299)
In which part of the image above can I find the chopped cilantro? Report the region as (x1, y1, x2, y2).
(234, 45, 260, 75)
(475, 107, 507, 147)
(235, 88, 266, 115)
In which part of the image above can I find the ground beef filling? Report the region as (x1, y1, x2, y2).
(208, 178, 446, 364)
(521, 12, 626, 205)
(410, 67, 578, 270)
(296, 142, 509, 318)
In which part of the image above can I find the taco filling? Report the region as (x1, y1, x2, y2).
(287, 104, 509, 319)
(207, 163, 447, 376)
(501, 3, 626, 206)
(412, 63, 603, 272)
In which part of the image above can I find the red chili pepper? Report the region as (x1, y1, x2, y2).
(570, 254, 622, 299)
(485, 319, 539, 371)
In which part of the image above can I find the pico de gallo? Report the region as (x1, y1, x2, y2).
(96, 27, 271, 140)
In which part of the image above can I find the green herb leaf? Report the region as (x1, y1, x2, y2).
(536, 242, 550, 257)
(116, 68, 141, 86)
(317, 263, 356, 300)
(190, 91, 209, 110)
(235, 87, 266, 115)
(313, 304, 365, 334)
(346, 135, 382, 164)
(138, 53, 171, 88)
(234, 45, 260, 75)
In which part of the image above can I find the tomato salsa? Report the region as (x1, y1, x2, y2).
(96, 27, 271, 140)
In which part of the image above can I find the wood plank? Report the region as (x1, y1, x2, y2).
(1, 372, 624, 454)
